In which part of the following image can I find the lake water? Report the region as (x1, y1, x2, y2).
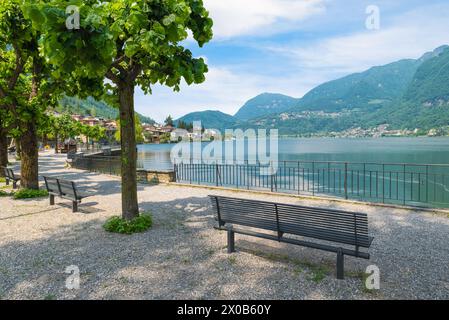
(137, 137, 449, 171)
(131, 138, 449, 207)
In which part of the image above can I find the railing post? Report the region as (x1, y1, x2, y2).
(344, 162, 348, 200)
(216, 163, 219, 187)
(246, 161, 250, 190)
(312, 162, 315, 196)
(382, 164, 385, 203)
(426, 165, 429, 203)
(403, 164, 406, 205)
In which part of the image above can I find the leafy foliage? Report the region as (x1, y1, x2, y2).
(26, 0, 213, 94)
(103, 213, 153, 234)
(164, 115, 174, 127)
(27, 0, 213, 218)
(0, 189, 13, 197)
(13, 188, 48, 199)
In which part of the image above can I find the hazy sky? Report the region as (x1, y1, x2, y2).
(135, 0, 449, 122)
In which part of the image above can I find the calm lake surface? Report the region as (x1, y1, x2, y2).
(137, 137, 449, 171)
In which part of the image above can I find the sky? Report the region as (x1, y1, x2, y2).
(135, 0, 449, 123)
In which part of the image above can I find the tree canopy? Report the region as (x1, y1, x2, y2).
(24, 0, 213, 219)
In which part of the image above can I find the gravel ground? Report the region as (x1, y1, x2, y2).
(0, 153, 448, 300)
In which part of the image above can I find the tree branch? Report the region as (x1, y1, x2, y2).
(8, 44, 26, 91)
(129, 63, 142, 81)
(105, 69, 121, 84)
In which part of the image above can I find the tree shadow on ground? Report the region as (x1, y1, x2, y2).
(0, 195, 374, 300)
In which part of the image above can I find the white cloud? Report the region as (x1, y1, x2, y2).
(268, 3, 449, 75)
(134, 66, 311, 123)
(135, 2, 449, 123)
(204, 0, 326, 38)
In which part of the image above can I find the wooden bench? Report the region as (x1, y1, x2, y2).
(43, 176, 90, 212)
(2, 167, 20, 189)
(209, 195, 374, 279)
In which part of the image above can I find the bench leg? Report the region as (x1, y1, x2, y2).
(72, 201, 78, 213)
(5, 178, 9, 186)
(49, 195, 55, 206)
(227, 229, 235, 253)
(12, 181, 17, 189)
(336, 249, 345, 280)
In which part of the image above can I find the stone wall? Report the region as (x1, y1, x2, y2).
(137, 170, 175, 184)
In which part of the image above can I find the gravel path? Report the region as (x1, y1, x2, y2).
(0, 153, 448, 300)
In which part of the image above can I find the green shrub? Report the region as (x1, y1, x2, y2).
(0, 177, 6, 183)
(103, 213, 153, 234)
(0, 190, 13, 197)
(13, 188, 49, 200)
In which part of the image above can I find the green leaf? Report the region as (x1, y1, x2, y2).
(25, 5, 46, 26)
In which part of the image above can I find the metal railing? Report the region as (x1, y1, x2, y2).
(72, 154, 121, 176)
(76, 143, 120, 155)
(174, 160, 449, 208)
(70, 154, 449, 208)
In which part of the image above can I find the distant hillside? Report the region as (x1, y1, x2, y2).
(292, 59, 421, 113)
(234, 93, 300, 121)
(57, 96, 155, 124)
(175, 110, 238, 130)
(365, 46, 449, 130)
(242, 45, 449, 135)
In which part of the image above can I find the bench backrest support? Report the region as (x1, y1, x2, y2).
(43, 176, 61, 195)
(58, 179, 78, 199)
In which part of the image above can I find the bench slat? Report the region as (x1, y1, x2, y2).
(216, 198, 368, 223)
(214, 196, 367, 218)
(216, 202, 369, 234)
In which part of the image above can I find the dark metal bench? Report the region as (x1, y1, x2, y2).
(209, 195, 373, 279)
(43, 176, 89, 212)
(2, 167, 21, 189)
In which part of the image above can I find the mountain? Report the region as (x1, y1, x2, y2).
(243, 45, 449, 135)
(234, 93, 300, 121)
(292, 59, 421, 113)
(365, 46, 449, 130)
(175, 110, 238, 130)
(57, 96, 155, 124)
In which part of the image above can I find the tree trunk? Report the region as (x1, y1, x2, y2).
(20, 121, 39, 189)
(55, 134, 59, 153)
(42, 133, 48, 148)
(118, 83, 139, 220)
(15, 138, 21, 160)
(0, 128, 8, 176)
(20, 57, 41, 190)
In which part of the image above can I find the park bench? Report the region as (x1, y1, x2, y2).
(2, 167, 21, 189)
(209, 195, 374, 279)
(43, 176, 90, 212)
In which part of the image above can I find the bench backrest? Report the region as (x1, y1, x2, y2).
(58, 179, 77, 198)
(210, 196, 371, 248)
(3, 168, 14, 179)
(43, 176, 61, 194)
(42, 176, 78, 199)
